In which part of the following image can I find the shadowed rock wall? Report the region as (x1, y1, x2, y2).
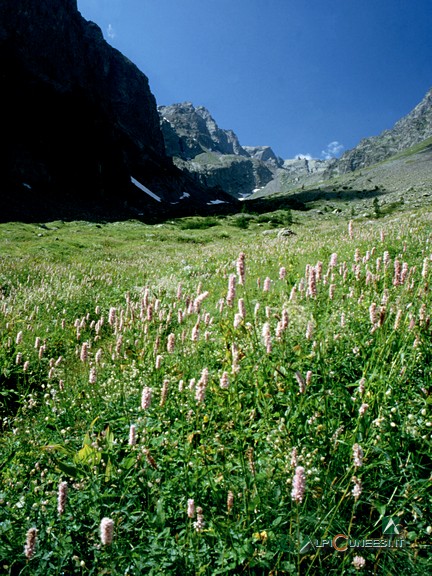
(0, 0, 234, 221)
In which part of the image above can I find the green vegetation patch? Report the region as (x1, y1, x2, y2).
(177, 216, 221, 230)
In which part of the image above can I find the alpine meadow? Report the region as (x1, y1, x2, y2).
(0, 208, 431, 575)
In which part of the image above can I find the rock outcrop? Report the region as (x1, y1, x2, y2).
(159, 103, 249, 160)
(248, 156, 333, 199)
(243, 146, 284, 168)
(159, 102, 279, 197)
(336, 87, 432, 173)
(173, 153, 274, 198)
(0, 0, 233, 221)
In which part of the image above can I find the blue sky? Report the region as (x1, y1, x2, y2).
(77, 0, 432, 160)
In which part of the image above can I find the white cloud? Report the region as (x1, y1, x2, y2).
(106, 24, 116, 39)
(321, 141, 344, 160)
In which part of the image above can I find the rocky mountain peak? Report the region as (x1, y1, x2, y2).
(159, 102, 249, 160)
(158, 103, 285, 198)
(336, 87, 432, 173)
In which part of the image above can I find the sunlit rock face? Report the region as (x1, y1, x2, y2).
(336, 88, 432, 173)
(159, 103, 279, 198)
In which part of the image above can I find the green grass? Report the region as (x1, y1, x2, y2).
(192, 153, 247, 166)
(388, 135, 432, 161)
(177, 216, 221, 230)
(0, 206, 431, 575)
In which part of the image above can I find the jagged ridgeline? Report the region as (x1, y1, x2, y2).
(157, 102, 331, 200)
(0, 0, 235, 221)
(159, 88, 432, 203)
(1, 0, 431, 221)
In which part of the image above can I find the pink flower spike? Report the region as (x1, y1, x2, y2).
(352, 476, 362, 501)
(358, 403, 369, 417)
(237, 252, 246, 285)
(226, 274, 236, 306)
(187, 498, 195, 518)
(141, 387, 152, 410)
(128, 424, 137, 446)
(100, 517, 114, 545)
(57, 481, 68, 516)
(353, 443, 364, 468)
(24, 527, 37, 559)
(295, 371, 306, 394)
(291, 466, 306, 503)
(220, 371, 229, 389)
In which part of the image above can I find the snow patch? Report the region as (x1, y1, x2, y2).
(179, 192, 190, 200)
(131, 177, 161, 202)
(206, 199, 227, 205)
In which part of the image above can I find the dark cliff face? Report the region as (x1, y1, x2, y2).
(0, 0, 233, 221)
(0, 0, 165, 154)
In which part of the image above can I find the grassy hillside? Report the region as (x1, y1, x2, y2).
(248, 138, 432, 223)
(0, 207, 431, 575)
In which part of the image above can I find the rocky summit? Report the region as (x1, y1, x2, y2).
(159, 102, 282, 198)
(0, 0, 234, 221)
(243, 146, 284, 168)
(159, 102, 249, 160)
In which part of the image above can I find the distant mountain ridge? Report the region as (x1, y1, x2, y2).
(249, 86, 432, 200)
(335, 87, 432, 173)
(160, 89, 432, 199)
